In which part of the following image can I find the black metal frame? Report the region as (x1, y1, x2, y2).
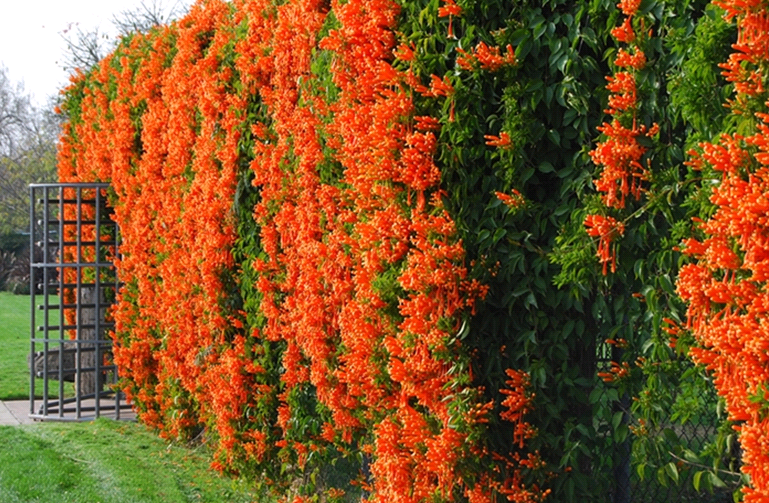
(29, 183, 130, 421)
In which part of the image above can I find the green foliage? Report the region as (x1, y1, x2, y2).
(0, 233, 27, 255)
(395, 0, 739, 500)
(667, 3, 736, 144)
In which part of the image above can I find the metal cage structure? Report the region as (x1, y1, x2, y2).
(29, 183, 130, 421)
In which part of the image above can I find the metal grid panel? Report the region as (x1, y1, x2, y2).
(29, 183, 130, 421)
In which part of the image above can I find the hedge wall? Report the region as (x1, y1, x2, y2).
(56, 0, 769, 501)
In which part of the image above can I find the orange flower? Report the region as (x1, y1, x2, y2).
(485, 131, 513, 148)
(618, 0, 642, 16)
(495, 189, 525, 208)
(438, 0, 462, 17)
(611, 17, 635, 43)
(584, 214, 625, 274)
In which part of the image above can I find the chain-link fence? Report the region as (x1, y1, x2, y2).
(591, 339, 736, 503)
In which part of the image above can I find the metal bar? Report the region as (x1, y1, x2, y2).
(114, 214, 122, 420)
(76, 186, 82, 419)
(94, 188, 101, 418)
(42, 186, 50, 417)
(30, 183, 110, 189)
(37, 199, 97, 206)
(29, 185, 36, 417)
(47, 220, 115, 226)
(59, 241, 118, 246)
(31, 262, 116, 268)
(37, 365, 117, 378)
(57, 187, 65, 418)
(32, 347, 99, 356)
(32, 404, 130, 415)
(40, 282, 121, 289)
(38, 324, 115, 331)
(31, 338, 112, 345)
(39, 303, 115, 310)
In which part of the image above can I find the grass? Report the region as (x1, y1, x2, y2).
(0, 292, 35, 400)
(0, 419, 267, 502)
(0, 291, 75, 400)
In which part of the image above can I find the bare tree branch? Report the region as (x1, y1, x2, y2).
(59, 24, 112, 74)
(59, 0, 191, 75)
(112, 0, 189, 35)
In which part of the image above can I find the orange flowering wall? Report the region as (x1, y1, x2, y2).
(57, 0, 544, 500)
(675, 1, 769, 500)
(57, 0, 769, 500)
(584, 0, 769, 500)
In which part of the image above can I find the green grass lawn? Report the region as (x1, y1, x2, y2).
(0, 419, 266, 502)
(0, 292, 85, 400)
(0, 292, 35, 400)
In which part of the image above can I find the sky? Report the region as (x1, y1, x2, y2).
(0, 0, 193, 108)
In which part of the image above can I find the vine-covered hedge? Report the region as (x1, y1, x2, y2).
(56, 0, 768, 501)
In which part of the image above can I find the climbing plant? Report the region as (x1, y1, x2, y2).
(55, 0, 769, 501)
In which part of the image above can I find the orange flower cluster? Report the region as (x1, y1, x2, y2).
(597, 361, 631, 383)
(714, 0, 769, 103)
(677, 1, 769, 500)
(485, 132, 513, 149)
(438, 0, 462, 38)
(586, 0, 657, 275)
(57, 0, 538, 500)
(461, 370, 549, 503)
(457, 42, 517, 72)
(588, 0, 656, 211)
(500, 369, 536, 448)
(584, 214, 625, 274)
(495, 189, 525, 209)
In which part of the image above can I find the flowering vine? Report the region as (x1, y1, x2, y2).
(676, 0, 769, 499)
(584, 0, 658, 274)
(55, 0, 543, 500)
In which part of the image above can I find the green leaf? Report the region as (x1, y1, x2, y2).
(693, 470, 704, 491)
(682, 449, 701, 465)
(662, 428, 679, 445)
(547, 129, 561, 146)
(637, 462, 647, 481)
(538, 161, 554, 173)
(665, 462, 679, 484)
(611, 411, 623, 430)
(709, 472, 727, 489)
(525, 292, 538, 309)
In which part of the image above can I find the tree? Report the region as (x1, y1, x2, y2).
(0, 66, 58, 236)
